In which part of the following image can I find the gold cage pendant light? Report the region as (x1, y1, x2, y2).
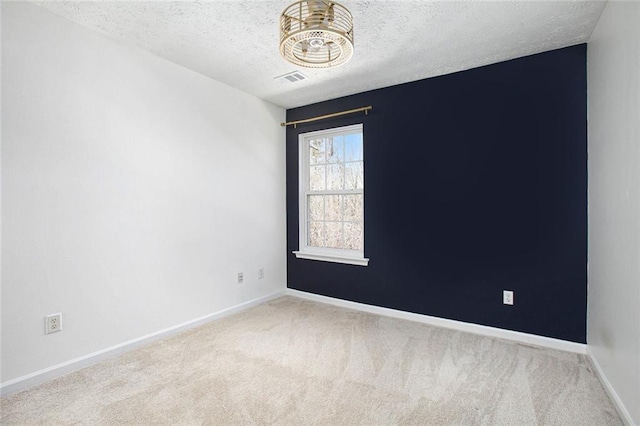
(280, 1, 354, 68)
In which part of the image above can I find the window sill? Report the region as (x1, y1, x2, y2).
(293, 251, 369, 266)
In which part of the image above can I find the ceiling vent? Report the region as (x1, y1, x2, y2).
(275, 71, 308, 83)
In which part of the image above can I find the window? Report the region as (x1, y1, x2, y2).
(294, 124, 368, 266)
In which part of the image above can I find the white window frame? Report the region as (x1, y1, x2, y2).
(293, 124, 369, 266)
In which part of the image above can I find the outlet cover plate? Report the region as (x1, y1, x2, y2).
(503, 290, 514, 305)
(45, 313, 62, 334)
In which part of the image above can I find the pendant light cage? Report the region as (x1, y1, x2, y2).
(280, 1, 354, 68)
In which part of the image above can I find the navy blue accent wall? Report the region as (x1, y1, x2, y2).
(286, 44, 587, 343)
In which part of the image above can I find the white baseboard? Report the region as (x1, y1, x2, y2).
(587, 347, 636, 426)
(0, 290, 286, 397)
(286, 289, 587, 354)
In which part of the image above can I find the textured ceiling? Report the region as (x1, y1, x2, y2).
(34, 1, 606, 109)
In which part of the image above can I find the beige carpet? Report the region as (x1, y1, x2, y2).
(1, 296, 622, 425)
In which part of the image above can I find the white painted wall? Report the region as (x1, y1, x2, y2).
(1, 2, 286, 384)
(587, 1, 640, 423)
(0, 1, 3, 386)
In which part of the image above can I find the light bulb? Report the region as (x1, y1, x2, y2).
(309, 38, 325, 48)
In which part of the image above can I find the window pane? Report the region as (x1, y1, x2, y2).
(309, 139, 325, 164)
(327, 164, 344, 190)
(343, 194, 362, 221)
(344, 162, 363, 190)
(308, 195, 324, 221)
(344, 223, 363, 250)
(344, 134, 363, 161)
(309, 221, 324, 247)
(325, 195, 342, 221)
(309, 165, 326, 190)
(300, 124, 364, 261)
(325, 222, 343, 249)
(327, 136, 344, 164)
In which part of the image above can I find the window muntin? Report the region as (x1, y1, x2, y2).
(294, 124, 368, 266)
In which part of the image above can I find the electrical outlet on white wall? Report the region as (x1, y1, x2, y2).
(45, 313, 62, 334)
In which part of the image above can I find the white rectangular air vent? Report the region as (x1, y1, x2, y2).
(274, 71, 307, 83)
